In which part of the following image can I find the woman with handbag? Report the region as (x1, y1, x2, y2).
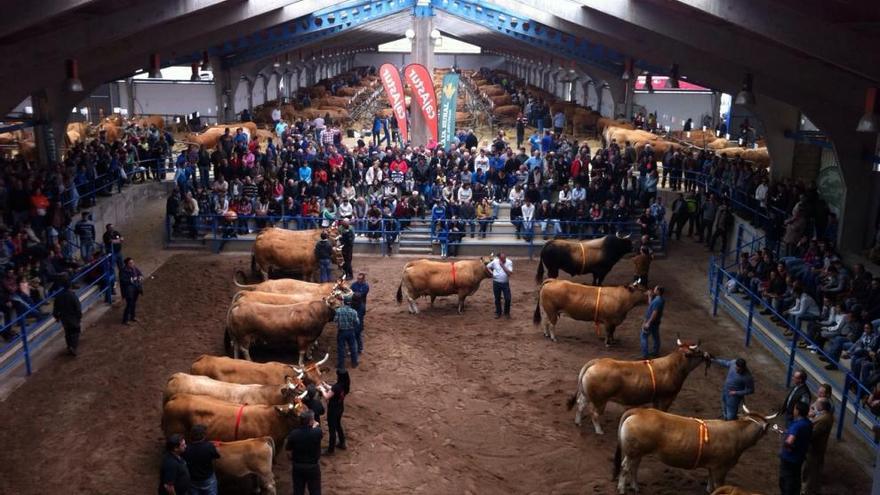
(120, 257, 144, 325)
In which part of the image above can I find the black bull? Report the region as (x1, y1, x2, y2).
(535, 236, 634, 285)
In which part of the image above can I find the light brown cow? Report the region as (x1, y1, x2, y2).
(533, 280, 649, 345)
(568, 339, 710, 434)
(251, 227, 341, 281)
(163, 372, 306, 404)
(613, 405, 778, 494)
(233, 272, 345, 295)
(162, 394, 306, 447)
(395, 258, 492, 314)
(232, 289, 339, 306)
(226, 299, 337, 363)
(214, 437, 277, 495)
(190, 354, 329, 386)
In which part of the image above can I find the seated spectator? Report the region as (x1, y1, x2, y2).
(784, 284, 820, 335)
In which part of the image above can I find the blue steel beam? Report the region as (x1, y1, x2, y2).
(430, 0, 664, 76)
(221, 0, 415, 68)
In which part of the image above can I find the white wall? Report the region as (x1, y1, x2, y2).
(234, 79, 249, 113)
(353, 53, 505, 71)
(600, 86, 614, 117)
(633, 91, 715, 131)
(131, 80, 218, 118)
(267, 73, 279, 101)
(252, 76, 267, 106)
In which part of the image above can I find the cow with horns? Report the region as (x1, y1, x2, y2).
(190, 353, 330, 387)
(396, 258, 493, 314)
(567, 338, 712, 434)
(533, 279, 649, 346)
(163, 373, 306, 405)
(535, 234, 634, 285)
(250, 226, 343, 281)
(613, 404, 779, 494)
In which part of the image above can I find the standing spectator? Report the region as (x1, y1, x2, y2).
(313, 232, 333, 283)
(74, 212, 95, 262)
(102, 223, 124, 270)
(182, 424, 220, 495)
(781, 370, 812, 426)
(159, 434, 191, 495)
(350, 273, 369, 353)
(640, 286, 665, 358)
(120, 257, 143, 325)
(708, 200, 733, 253)
(487, 252, 513, 319)
(802, 397, 833, 495)
(286, 410, 322, 495)
(53, 275, 82, 356)
(338, 220, 354, 280)
(319, 369, 350, 455)
(334, 295, 360, 369)
(698, 195, 717, 243)
(712, 357, 755, 420)
(777, 401, 813, 495)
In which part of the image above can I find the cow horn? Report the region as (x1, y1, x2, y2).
(676, 338, 683, 347)
(291, 365, 304, 373)
(297, 370, 304, 379)
(764, 411, 780, 421)
(316, 353, 329, 366)
(622, 233, 631, 239)
(741, 403, 751, 415)
(297, 389, 308, 400)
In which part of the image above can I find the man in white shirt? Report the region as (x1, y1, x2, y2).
(487, 253, 513, 318)
(521, 198, 536, 241)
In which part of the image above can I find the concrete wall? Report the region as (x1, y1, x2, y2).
(353, 53, 505, 71)
(87, 181, 173, 238)
(129, 80, 218, 119)
(633, 91, 715, 131)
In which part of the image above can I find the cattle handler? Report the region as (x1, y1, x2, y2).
(334, 294, 360, 369)
(286, 410, 323, 495)
(487, 252, 513, 318)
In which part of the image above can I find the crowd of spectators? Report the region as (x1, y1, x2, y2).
(0, 122, 173, 341)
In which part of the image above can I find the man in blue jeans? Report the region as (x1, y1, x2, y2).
(313, 232, 334, 283)
(334, 295, 360, 369)
(640, 286, 665, 358)
(712, 357, 755, 420)
(350, 273, 370, 353)
(487, 253, 513, 318)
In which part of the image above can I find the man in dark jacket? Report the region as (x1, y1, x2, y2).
(53, 275, 82, 356)
(120, 257, 144, 325)
(782, 370, 812, 426)
(338, 220, 354, 280)
(287, 410, 323, 495)
(159, 434, 191, 495)
(314, 232, 334, 283)
(183, 424, 220, 495)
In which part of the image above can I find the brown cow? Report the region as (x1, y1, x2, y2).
(251, 227, 341, 281)
(214, 437, 277, 495)
(536, 235, 634, 285)
(613, 405, 778, 494)
(162, 394, 306, 448)
(190, 353, 329, 386)
(163, 372, 306, 405)
(233, 271, 345, 295)
(533, 280, 649, 345)
(232, 288, 343, 306)
(395, 258, 492, 314)
(226, 299, 337, 363)
(568, 339, 710, 434)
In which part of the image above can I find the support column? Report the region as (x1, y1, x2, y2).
(246, 78, 254, 113)
(213, 62, 233, 124)
(623, 77, 635, 120)
(748, 95, 799, 181)
(596, 84, 605, 116)
(409, 4, 435, 147)
(711, 91, 722, 128)
(31, 90, 61, 164)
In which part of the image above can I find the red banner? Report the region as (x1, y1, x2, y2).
(404, 63, 438, 144)
(378, 63, 408, 145)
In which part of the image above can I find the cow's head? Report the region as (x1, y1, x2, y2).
(610, 232, 635, 255)
(291, 353, 330, 387)
(674, 336, 712, 375)
(274, 389, 308, 416)
(280, 373, 307, 400)
(740, 403, 780, 432)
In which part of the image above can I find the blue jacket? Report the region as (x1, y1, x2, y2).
(714, 359, 755, 398)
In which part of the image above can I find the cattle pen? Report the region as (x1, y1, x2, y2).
(0, 245, 872, 494)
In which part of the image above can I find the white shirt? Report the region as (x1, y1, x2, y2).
(487, 258, 513, 283)
(508, 188, 524, 204)
(571, 187, 586, 202)
(521, 202, 535, 221)
(457, 186, 473, 203)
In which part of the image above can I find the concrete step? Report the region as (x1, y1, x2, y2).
(398, 246, 432, 255)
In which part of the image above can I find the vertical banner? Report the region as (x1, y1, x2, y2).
(437, 72, 460, 149)
(379, 63, 408, 144)
(404, 63, 439, 144)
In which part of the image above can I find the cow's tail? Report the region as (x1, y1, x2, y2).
(233, 270, 253, 289)
(567, 361, 593, 410)
(612, 409, 636, 481)
(532, 292, 542, 326)
(535, 249, 546, 283)
(396, 282, 403, 304)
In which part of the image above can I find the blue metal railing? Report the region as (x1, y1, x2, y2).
(709, 256, 880, 446)
(0, 254, 115, 377)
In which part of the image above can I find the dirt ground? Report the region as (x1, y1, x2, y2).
(0, 239, 872, 494)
